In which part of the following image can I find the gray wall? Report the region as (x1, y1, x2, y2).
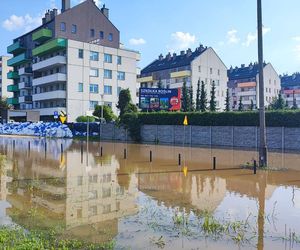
(96, 124, 300, 151)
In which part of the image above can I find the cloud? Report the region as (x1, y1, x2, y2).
(167, 32, 196, 52)
(2, 14, 42, 32)
(129, 38, 146, 46)
(293, 36, 300, 42)
(227, 29, 240, 44)
(243, 27, 271, 47)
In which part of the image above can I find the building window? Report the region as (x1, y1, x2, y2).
(210, 68, 213, 74)
(117, 56, 122, 65)
(108, 33, 113, 42)
(218, 69, 220, 75)
(89, 101, 98, 110)
(71, 24, 77, 34)
(100, 31, 104, 39)
(78, 49, 83, 59)
(198, 66, 201, 72)
(78, 82, 83, 92)
(90, 29, 95, 37)
(90, 51, 99, 61)
(60, 22, 66, 32)
(104, 85, 112, 95)
(104, 54, 112, 63)
(117, 71, 125, 80)
(89, 68, 99, 77)
(89, 84, 99, 93)
(104, 69, 112, 79)
(104, 102, 112, 107)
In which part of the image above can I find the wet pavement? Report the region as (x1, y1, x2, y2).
(0, 136, 300, 249)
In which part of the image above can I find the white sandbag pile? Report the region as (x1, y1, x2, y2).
(0, 122, 73, 138)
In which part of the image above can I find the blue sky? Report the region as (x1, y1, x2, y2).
(1, 0, 300, 74)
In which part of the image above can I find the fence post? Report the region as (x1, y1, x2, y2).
(150, 150, 152, 162)
(178, 154, 181, 166)
(213, 157, 216, 170)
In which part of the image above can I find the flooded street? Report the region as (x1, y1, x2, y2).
(0, 136, 300, 249)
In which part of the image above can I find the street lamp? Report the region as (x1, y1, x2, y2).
(257, 0, 267, 167)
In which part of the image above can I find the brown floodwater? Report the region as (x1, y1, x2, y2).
(0, 136, 300, 250)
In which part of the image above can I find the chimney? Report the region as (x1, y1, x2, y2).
(180, 51, 185, 56)
(42, 17, 46, 24)
(101, 4, 109, 19)
(62, 0, 70, 13)
(158, 54, 163, 61)
(186, 48, 192, 57)
(241, 64, 245, 68)
(50, 9, 58, 19)
(172, 53, 177, 60)
(45, 11, 51, 23)
(166, 52, 171, 60)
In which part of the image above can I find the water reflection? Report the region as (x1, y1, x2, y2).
(0, 137, 300, 249)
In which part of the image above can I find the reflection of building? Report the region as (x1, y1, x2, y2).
(0, 156, 12, 201)
(228, 63, 280, 110)
(281, 73, 300, 108)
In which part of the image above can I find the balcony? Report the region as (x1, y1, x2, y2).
(7, 85, 19, 92)
(170, 70, 191, 78)
(239, 90, 257, 96)
(19, 82, 32, 89)
(7, 71, 20, 79)
(33, 73, 67, 86)
(32, 38, 67, 57)
(7, 53, 30, 67)
(33, 56, 66, 71)
(18, 67, 32, 75)
(19, 95, 33, 103)
(7, 41, 26, 54)
(237, 82, 257, 88)
(35, 107, 67, 117)
(32, 28, 52, 43)
(32, 90, 66, 101)
(7, 97, 19, 105)
(137, 75, 153, 83)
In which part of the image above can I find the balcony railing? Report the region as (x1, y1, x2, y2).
(33, 55, 66, 71)
(7, 71, 20, 79)
(32, 28, 52, 43)
(32, 73, 67, 86)
(32, 38, 67, 57)
(7, 97, 19, 105)
(7, 85, 19, 92)
(7, 53, 30, 67)
(7, 41, 26, 54)
(19, 82, 32, 89)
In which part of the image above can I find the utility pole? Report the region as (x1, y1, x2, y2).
(257, 0, 267, 167)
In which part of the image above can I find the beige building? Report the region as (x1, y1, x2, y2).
(0, 56, 13, 100)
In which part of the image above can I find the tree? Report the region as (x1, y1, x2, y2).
(250, 99, 254, 111)
(157, 78, 163, 89)
(181, 81, 190, 112)
(93, 105, 116, 122)
(76, 116, 95, 123)
(238, 96, 243, 111)
(199, 81, 207, 112)
(224, 88, 230, 112)
(188, 85, 195, 111)
(196, 80, 201, 111)
(117, 89, 135, 117)
(292, 91, 298, 110)
(269, 93, 285, 110)
(209, 81, 217, 112)
(0, 98, 9, 111)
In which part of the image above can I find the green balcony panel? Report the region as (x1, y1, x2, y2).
(7, 98, 19, 105)
(7, 85, 19, 92)
(32, 38, 67, 57)
(32, 28, 53, 43)
(7, 41, 26, 54)
(7, 71, 20, 79)
(7, 53, 30, 67)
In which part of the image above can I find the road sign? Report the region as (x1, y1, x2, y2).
(183, 115, 188, 126)
(60, 116, 67, 124)
(60, 110, 67, 117)
(54, 111, 59, 119)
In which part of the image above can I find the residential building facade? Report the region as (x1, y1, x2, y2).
(0, 56, 13, 100)
(138, 46, 228, 111)
(228, 63, 281, 110)
(6, 0, 140, 122)
(281, 73, 300, 108)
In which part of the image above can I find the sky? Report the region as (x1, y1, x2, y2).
(0, 0, 300, 75)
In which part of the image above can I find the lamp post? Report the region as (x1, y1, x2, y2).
(257, 0, 267, 167)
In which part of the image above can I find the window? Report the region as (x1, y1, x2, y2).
(104, 102, 112, 107)
(78, 49, 83, 59)
(117, 71, 125, 80)
(108, 33, 113, 41)
(78, 82, 83, 92)
(100, 31, 104, 39)
(117, 56, 122, 65)
(89, 68, 99, 77)
(104, 69, 112, 79)
(104, 85, 112, 95)
(89, 84, 99, 93)
(210, 68, 213, 74)
(198, 66, 201, 72)
(102, 187, 111, 198)
(71, 24, 77, 34)
(60, 22, 66, 32)
(218, 69, 220, 75)
(90, 51, 99, 61)
(89, 101, 98, 109)
(104, 53, 112, 63)
(90, 29, 95, 37)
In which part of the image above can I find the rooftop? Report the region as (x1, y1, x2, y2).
(228, 62, 267, 81)
(281, 73, 300, 87)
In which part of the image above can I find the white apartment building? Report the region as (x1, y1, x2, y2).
(228, 63, 281, 110)
(138, 45, 228, 110)
(0, 56, 13, 100)
(281, 73, 300, 108)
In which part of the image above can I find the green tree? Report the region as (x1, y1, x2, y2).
(157, 78, 163, 89)
(181, 81, 190, 112)
(196, 80, 201, 111)
(292, 91, 298, 109)
(250, 99, 254, 111)
(189, 85, 195, 111)
(224, 88, 230, 112)
(199, 81, 207, 112)
(93, 105, 116, 122)
(0, 98, 9, 111)
(238, 96, 243, 111)
(269, 93, 285, 110)
(209, 81, 217, 112)
(117, 89, 136, 117)
(76, 116, 95, 122)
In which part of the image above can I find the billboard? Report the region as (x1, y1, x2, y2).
(139, 88, 181, 111)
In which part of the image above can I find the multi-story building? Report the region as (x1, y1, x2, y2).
(138, 45, 228, 110)
(0, 56, 13, 100)
(228, 63, 280, 110)
(281, 73, 300, 108)
(6, 0, 140, 122)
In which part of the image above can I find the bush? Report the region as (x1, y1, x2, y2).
(93, 105, 116, 122)
(121, 112, 141, 142)
(76, 116, 95, 123)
